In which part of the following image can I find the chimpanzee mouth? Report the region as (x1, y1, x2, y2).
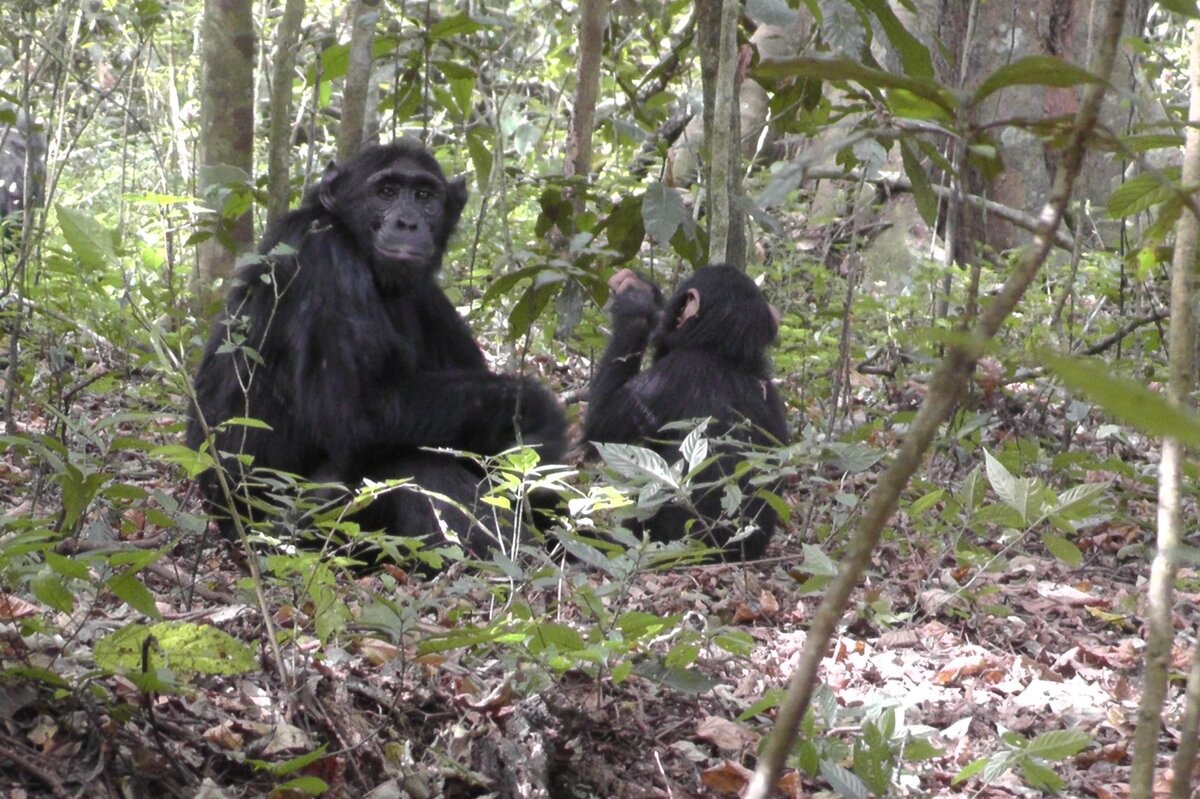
(375, 246, 427, 266)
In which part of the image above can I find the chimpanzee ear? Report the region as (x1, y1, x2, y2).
(318, 161, 340, 213)
(678, 288, 701, 327)
(445, 176, 469, 228)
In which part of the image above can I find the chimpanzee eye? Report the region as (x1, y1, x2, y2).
(378, 184, 397, 199)
(415, 187, 433, 201)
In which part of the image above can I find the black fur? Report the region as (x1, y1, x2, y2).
(584, 264, 789, 560)
(187, 140, 567, 555)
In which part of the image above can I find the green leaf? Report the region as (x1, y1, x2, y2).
(952, 756, 989, 784)
(1041, 351, 1200, 448)
(900, 139, 940, 226)
(594, 442, 680, 489)
(819, 759, 871, 799)
(1107, 169, 1180, 219)
(1042, 533, 1084, 567)
(466, 126, 493, 191)
(1021, 758, 1065, 792)
(800, 543, 838, 576)
(859, 0, 933, 78)
(1025, 729, 1092, 760)
(107, 571, 161, 619)
(57, 206, 117, 269)
(1156, 0, 1200, 18)
(973, 56, 1103, 104)
(95, 622, 255, 676)
(527, 622, 585, 653)
(32, 569, 74, 613)
(754, 55, 955, 112)
(429, 11, 482, 41)
(642, 181, 686, 244)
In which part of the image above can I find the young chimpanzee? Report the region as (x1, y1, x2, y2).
(188, 140, 567, 557)
(584, 264, 789, 560)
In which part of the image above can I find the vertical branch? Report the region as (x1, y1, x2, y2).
(1132, 19, 1200, 799)
(338, 0, 379, 161)
(706, 0, 741, 265)
(555, 0, 609, 339)
(266, 0, 306, 226)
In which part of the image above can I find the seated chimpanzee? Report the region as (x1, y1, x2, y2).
(188, 140, 567, 558)
(0, 111, 45, 239)
(584, 264, 789, 560)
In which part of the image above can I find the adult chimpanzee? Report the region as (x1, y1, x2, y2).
(584, 264, 789, 560)
(0, 111, 45, 235)
(187, 140, 567, 556)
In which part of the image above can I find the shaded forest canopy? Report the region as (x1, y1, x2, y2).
(0, 1, 1198, 797)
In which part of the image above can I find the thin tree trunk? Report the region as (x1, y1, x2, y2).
(1131, 19, 1200, 799)
(337, 0, 379, 161)
(195, 0, 255, 301)
(266, 0, 305, 226)
(705, 0, 743, 266)
(745, 1, 1129, 795)
(555, 0, 608, 339)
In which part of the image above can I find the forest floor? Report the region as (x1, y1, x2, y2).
(0, 363, 1194, 799)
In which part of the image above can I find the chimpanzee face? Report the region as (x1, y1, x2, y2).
(319, 145, 468, 291)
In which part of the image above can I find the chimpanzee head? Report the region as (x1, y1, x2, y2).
(316, 140, 468, 291)
(653, 264, 780, 374)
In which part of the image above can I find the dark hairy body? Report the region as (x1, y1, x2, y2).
(584, 264, 789, 560)
(187, 140, 567, 555)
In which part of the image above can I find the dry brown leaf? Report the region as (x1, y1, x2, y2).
(696, 715, 759, 752)
(699, 759, 753, 794)
(0, 594, 40, 620)
(203, 720, 245, 751)
(935, 654, 989, 685)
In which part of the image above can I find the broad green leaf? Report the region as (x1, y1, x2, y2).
(1156, 0, 1200, 17)
(1021, 759, 1065, 792)
(94, 622, 255, 675)
(1025, 729, 1092, 760)
(466, 126, 493, 191)
(755, 56, 956, 112)
(57, 205, 116, 269)
(1041, 351, 1200, 447)
(973, 56, 1103, 103)
(820, 759, 871, 799)
(1042, 533, 1084, 567)
(1107, 169, 1180, 218)
(900, 139, 940, 225)
(680, 422, 710, 474)
(801, 543, 838, 576)
(642, 181, 686, 244)
(107, 571, 161, 618)
(527, 622, 585, 653)
(429, 11, 482, 41)
(594, 442, 679, 488)
(33, 570, 73, 613)
(860, 0, 933, 78)
(952, 756, 989, 784)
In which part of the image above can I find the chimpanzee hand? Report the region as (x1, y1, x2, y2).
(609, 268, 662, 323)
(511, 377, 568, 461)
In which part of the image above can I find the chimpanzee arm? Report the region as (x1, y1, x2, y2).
(584, 274, 663, 444)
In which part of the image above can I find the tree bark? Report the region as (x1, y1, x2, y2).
(1132, 19, 1200, 799)
(555, 0, 609, 339)
(694, 0, 745, 267)
(337, 0, 379, 161)
(195, 0, 255, 301)
(266, 0, 305, 227)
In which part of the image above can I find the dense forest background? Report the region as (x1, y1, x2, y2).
(2, 0, 1200, 797)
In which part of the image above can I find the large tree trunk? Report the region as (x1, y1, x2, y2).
(195, 0, 255, 303)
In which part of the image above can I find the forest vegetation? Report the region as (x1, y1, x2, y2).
(1, 0, 1199, 797)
